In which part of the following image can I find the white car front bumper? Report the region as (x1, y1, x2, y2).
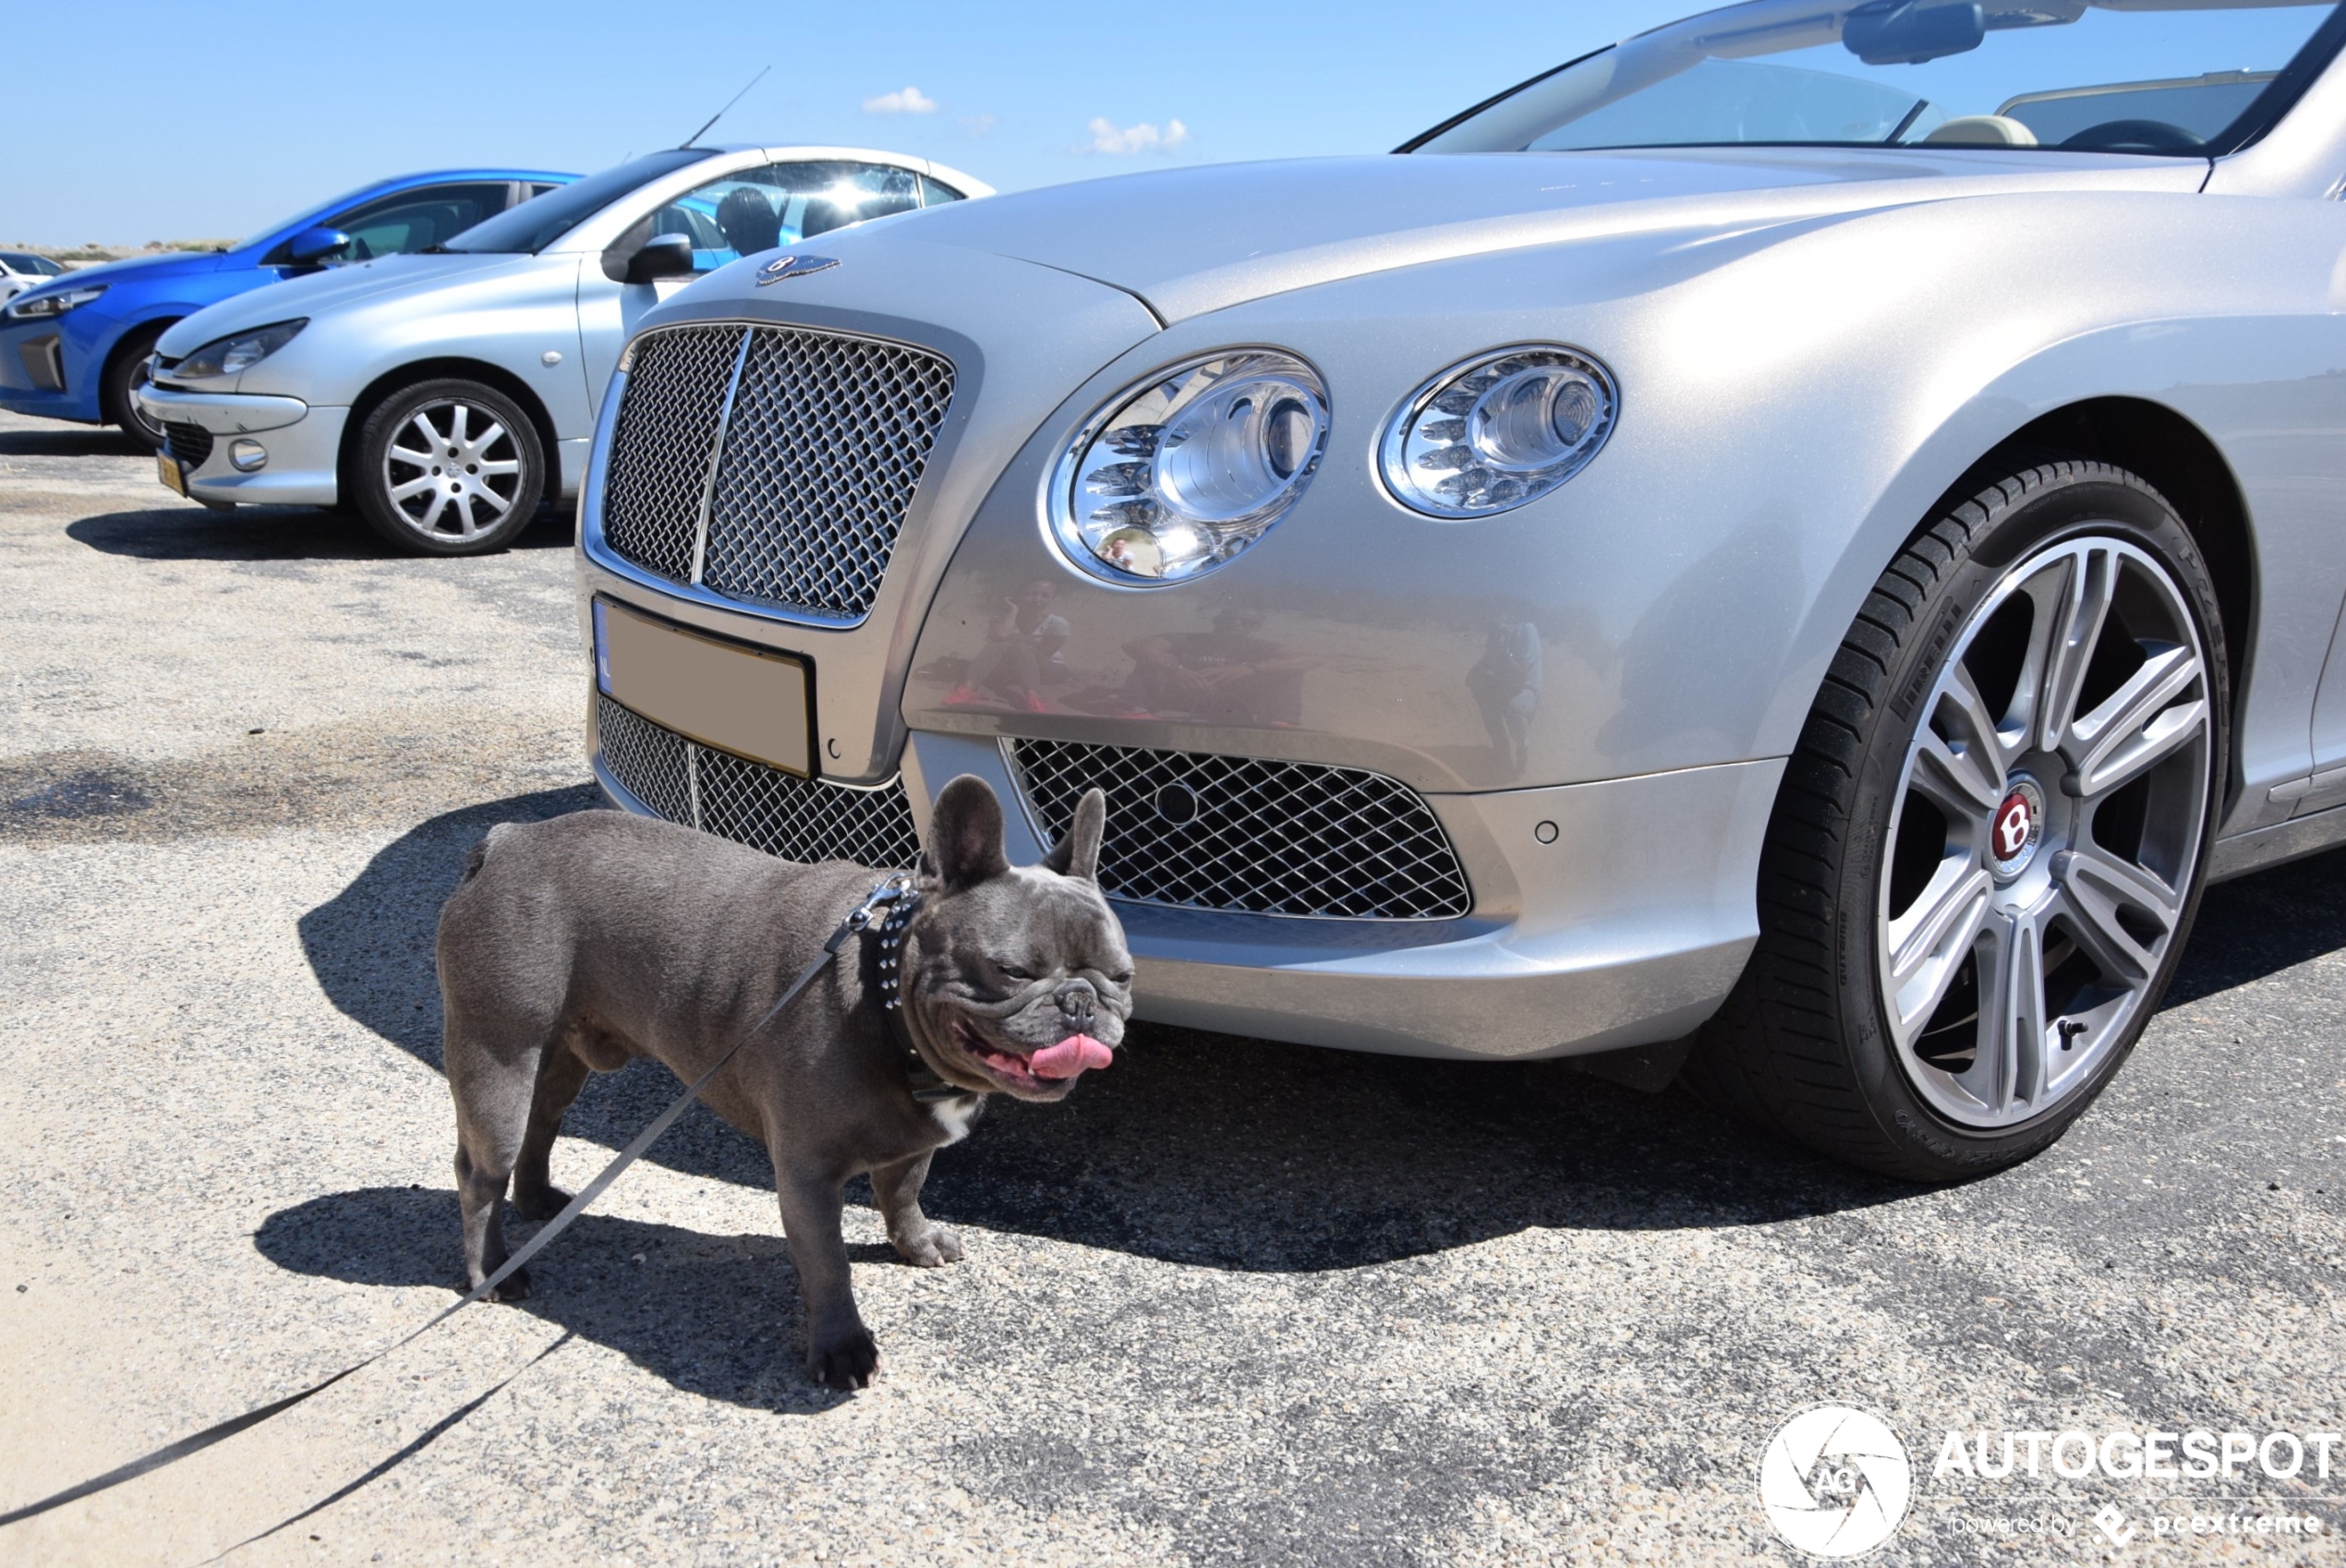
(135, 383, 345, 507)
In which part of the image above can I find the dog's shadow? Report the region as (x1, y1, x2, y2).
(254, 1185, 859, 1413)
(287, 788, 2346, 1399)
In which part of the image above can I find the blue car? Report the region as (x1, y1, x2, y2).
(0, 168, 575, 447)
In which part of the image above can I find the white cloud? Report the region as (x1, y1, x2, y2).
(1084, 116, 1190, 155)
(863, 85, 939, 115)
(959, 113, 998, 139)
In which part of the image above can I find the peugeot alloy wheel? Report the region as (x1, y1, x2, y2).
(1686, 461, 2227, 1180)
(352, 379, 545, 556)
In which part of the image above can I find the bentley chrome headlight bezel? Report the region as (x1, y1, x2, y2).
(1379, 344, 1618, 520)
(1046, 349, 1330, 586)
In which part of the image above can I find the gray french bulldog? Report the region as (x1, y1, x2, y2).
(434, 774, 1131, 1388)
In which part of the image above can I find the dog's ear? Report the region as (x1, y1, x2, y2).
(921, 775, 1011, 892)
(1040, 786, 1106, 882)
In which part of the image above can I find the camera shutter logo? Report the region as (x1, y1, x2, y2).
(1760, 1406, 1912, 1557)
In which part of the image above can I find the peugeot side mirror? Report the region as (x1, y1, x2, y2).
(622, 234, 696, 285)
(284, 226, 352, 266)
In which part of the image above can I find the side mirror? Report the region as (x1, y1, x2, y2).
(284, 226, 352, 266)
(619, 233, 696, 285)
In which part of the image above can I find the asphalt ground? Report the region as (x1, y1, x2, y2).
(0, 405, 2340, 1566)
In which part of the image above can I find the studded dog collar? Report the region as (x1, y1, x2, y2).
(863, 879, 971, 1105)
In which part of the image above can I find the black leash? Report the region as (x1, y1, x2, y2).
(0, 872, 919, 1532)
(194, 1330, 575, 1566)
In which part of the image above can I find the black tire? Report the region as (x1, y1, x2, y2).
(350, 379, 545, 556)
(1682, 461, 2229, 1181)
(102, 322, 171, 450)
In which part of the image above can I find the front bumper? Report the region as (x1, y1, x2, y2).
(134, 383, 345, 506)
(908, 734, 1781, 1060)
(588, 685, 1779, 1060)
(0, 313, 103, 422)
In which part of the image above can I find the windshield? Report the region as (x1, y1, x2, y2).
(441, 150, 708, 253)
(1, 252, 64, 274)
(1410, 0, 2345, 157)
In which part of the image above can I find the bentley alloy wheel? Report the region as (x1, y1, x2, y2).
(352, 378, 545, 556)
(1686, 462, 2228, 1180)
(1880, 536, 2210, 1128)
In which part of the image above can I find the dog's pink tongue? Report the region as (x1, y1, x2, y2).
(1025, 1033, 1113, 1080)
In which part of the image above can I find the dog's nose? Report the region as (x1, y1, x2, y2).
(1055, 982, 1096, 1027)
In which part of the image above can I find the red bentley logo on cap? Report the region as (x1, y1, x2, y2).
(1994, 791, 2033, 862)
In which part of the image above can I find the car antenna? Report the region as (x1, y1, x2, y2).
(681, 66, 770, 149)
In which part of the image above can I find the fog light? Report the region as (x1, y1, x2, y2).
(228, 439, 267, 472)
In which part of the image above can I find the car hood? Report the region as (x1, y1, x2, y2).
(898, 149, 2207, 322)
(154, 251, 539, 355)
(18, 248, 226, 296)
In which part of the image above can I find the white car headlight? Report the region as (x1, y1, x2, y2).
(6, 283, 106, 320)
(1047, 350, 1328, 585)
(173, 319, 307, 380)
(1380, 345, 1616, 518)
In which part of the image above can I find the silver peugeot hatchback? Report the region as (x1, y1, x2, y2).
(578, 0, 2346, 1179)
(137, 146, 986, 553)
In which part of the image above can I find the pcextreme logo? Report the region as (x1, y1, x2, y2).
(1760, 1405, 1914, 1558)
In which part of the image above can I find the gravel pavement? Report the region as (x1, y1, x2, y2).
(1, 407, 2340, 1565)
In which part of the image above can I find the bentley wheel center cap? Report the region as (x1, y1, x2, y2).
(1989, 777, 2046, 880)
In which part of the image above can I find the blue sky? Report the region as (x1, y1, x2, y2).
(4, 0, 1693, 244)
(8, 1, 2330, 245)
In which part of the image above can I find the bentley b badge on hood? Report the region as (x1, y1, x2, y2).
(756, 253, 840, 285)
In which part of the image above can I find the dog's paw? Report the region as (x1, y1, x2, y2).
(511, 1186, 574, 1224)
(891, 1223, 963, 1268)
(807, 1329, 879, 1390)
(483, 1267, 530, 1303)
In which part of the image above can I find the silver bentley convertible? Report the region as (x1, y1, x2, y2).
(577, 0, 2346, 1179)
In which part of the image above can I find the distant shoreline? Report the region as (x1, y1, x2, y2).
(6, 240, 237, 271)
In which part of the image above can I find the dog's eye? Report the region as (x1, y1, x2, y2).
(1109, 971, 1134, 986)
(997, 963, 1034, 982)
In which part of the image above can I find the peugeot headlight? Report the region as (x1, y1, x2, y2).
(1048, 351, 1328, 585)
(174, 319, 307, 380)
(1380, 346, 1616, 518)
(6, 283, 106, 320)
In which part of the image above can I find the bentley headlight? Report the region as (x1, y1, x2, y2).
(6, 284, 106, 320)
(174, 319, 307, 380)
(1048, 351, 1328, 584)
(1380, 346, 1616, 518)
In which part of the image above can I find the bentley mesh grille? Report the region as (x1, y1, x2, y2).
(596, 694, 922, 869)
(598, 323, 955, 621)
(1007, 739, 1472, 920)
(599, 326, 741, 584)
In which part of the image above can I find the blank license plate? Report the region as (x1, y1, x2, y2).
(594, 598, 812, 776)
(157, 452, 187, 496)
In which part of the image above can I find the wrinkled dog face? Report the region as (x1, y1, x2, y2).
(905, 777, 1132, 1102)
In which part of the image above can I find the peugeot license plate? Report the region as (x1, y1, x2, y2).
(593, 598, 812, 776)
(157, 453, 187, 496)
